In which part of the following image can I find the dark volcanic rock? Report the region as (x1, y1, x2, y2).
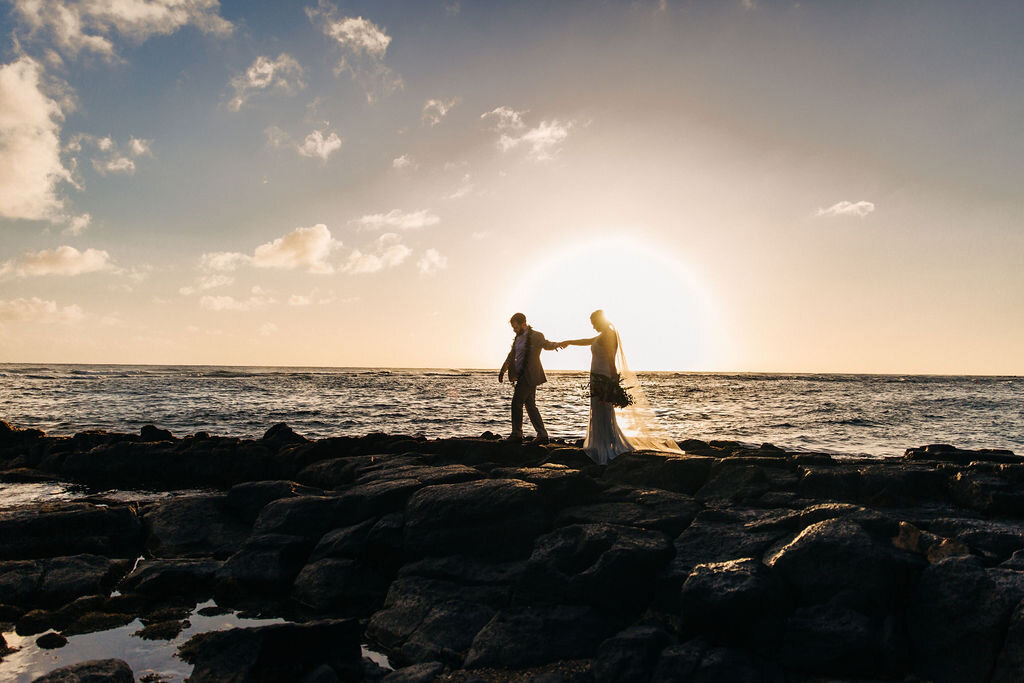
(262, 422, 308, 450)
(463, 606, 619, 669)
(993, 600, 1024, 683)
(31, 658, 134, 682)
(379, 662, 445, 683)
(765, 518, 923, 614)
(292, 558, 390, 614)
(907, 556, 1021, 683)
(515, 523, 672, 614)
(36, 631, 68, 649)
(949, 468, 1024, 516)
(216, 534, 314, 595)
(905, 444, 1021, 465)
(226, 480, 322, 524)
(0, 502, 141, 560)
(557, 487, 699, 537)
(5, 555, 130, 609)
(139, 424, 174, 442)
(179, 619, 361, 682)
(143, 494, 250, 559)
(603, 453, 714, 494)
(679, 557, 786, 646)
(404, 479, 548, 560)
(781, 604, 881, 676)
(118, 558, 222, 596)
(593, 624, 674, 683)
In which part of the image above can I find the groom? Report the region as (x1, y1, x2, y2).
(499, 312, 560, 444)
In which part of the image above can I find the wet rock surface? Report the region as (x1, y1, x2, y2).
(2, 426, 1022, 682)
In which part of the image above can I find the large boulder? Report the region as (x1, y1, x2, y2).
(781, 604, 883, 677)
(765, 518, 923, 614)
(404, 479, 548, 560)
(603, 453, 714, 494)
(907, 556, 1020, 683)
(556, 487, 699, 537)
(514, 523, 672, 614)
(992, 600, 1024, 683)
(0, 503, 141, 560)
(3, 555, 130, 608)
(463, 606, 619, 669)
(592, 624, 675, 682)
(179, 619, 361, 682)
(679, 558, 786, 647)
(216, 534, 314, 595)
(143, 494, 250, 559)
(225, 480, 322, 524)
(291, 558, 390, 615)
(118, 558, 222, 596)
(30, 658, 134, 682)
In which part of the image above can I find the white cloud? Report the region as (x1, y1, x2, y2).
(343, 233, 411, 274)
(200, 251, 252, 272)
(0, 245, 114, 277)
(129, 137, 152, 155)
(392, 154, 413, 169)
(264, 125, 290, 148)
(445, 173, 474, 200)
(422, 97, 458, 126)
(199, 295, 257, 311)
(12, 0, 232, 60)
(306, 1, 401, 102)
(93, 155, 135, 174)
(288, 294, 312, 306)
(259, 322, 279, 336)
(417, 248, 448, 275)
(471, 231, 491, 240)
(483, 106, 572, 160)
(0, 297, 83, 323)
(252, 224, 342, 273)
(179, 273, 233, 295)
(229, 54, 305, 111)
(481, 106, 526, 132)
(353, 209, 440, 230)
(816, 200, 876, 218)
(64, 213, 91, 235)
(297, 128, 342, 161)
(0, 56, 73, 222)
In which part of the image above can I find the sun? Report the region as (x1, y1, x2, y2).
(506, 237, 724, 371)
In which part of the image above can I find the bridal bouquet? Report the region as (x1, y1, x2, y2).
(585, 373, 635, 408)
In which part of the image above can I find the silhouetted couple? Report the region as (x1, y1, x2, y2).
(499, 311, 682, 464)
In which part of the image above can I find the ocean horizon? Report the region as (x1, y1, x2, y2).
(2, 363, 1020, 459)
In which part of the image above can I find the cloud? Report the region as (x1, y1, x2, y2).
(129, 137, 152, 155)
(417, 248, 448, 275)
(306, 1, 401, 102)
(0, 245, 114, 277)
(252, 224, 342, 273)
(445, 3, 461, 16)
(297, 128, 342, 161)
(353, 209, 440, 230)
(200, 251, 252, 272)
(343, 233, 411, 274)
(229, 54, 304, 111)
(816, 200, 876, 218)
(481, 106, 526, 132)
(199, 287, 274, 311)
(64, 212, 91, 235)
(422, 97, 458, 126)
(392, 154, 414, 169)
(445, 173, 474, 200)
(0, 297, 83, 323)
(179, 273, 233, 295)
(12, 0, 232, 60)
(0, 56, 73, 222)
(259, 322, 279, 336)
(288, 294, 312, 306)
(483, 106, 572, 160)
(93, 155, 135, 174)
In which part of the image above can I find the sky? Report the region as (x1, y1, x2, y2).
(0, 0, 1021, 373)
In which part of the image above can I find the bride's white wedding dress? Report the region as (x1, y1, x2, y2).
(583, 330, 684, 465)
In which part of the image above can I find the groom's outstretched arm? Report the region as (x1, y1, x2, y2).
(538, 333, 561, 351)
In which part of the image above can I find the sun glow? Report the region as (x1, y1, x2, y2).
(507, 237, 724, 371)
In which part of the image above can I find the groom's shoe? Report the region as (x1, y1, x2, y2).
(529, 434, 550, 445)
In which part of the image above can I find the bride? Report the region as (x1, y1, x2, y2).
(557, 310, 683, 464)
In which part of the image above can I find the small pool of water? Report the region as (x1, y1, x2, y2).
(0, 600, 391, 681)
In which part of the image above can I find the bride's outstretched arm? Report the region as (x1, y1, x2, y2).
(558, 336, 599, 348)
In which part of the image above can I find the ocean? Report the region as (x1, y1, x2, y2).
(1, 364, 1020, 458)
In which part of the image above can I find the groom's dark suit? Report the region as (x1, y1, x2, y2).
(501, 326, 558, 438)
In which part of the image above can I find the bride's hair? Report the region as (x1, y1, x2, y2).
(590, 309, 610, 329)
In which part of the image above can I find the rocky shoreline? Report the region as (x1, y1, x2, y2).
(1, 419, 1023, 682)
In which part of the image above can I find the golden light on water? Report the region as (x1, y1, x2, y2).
(506, 237, 726, 371)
